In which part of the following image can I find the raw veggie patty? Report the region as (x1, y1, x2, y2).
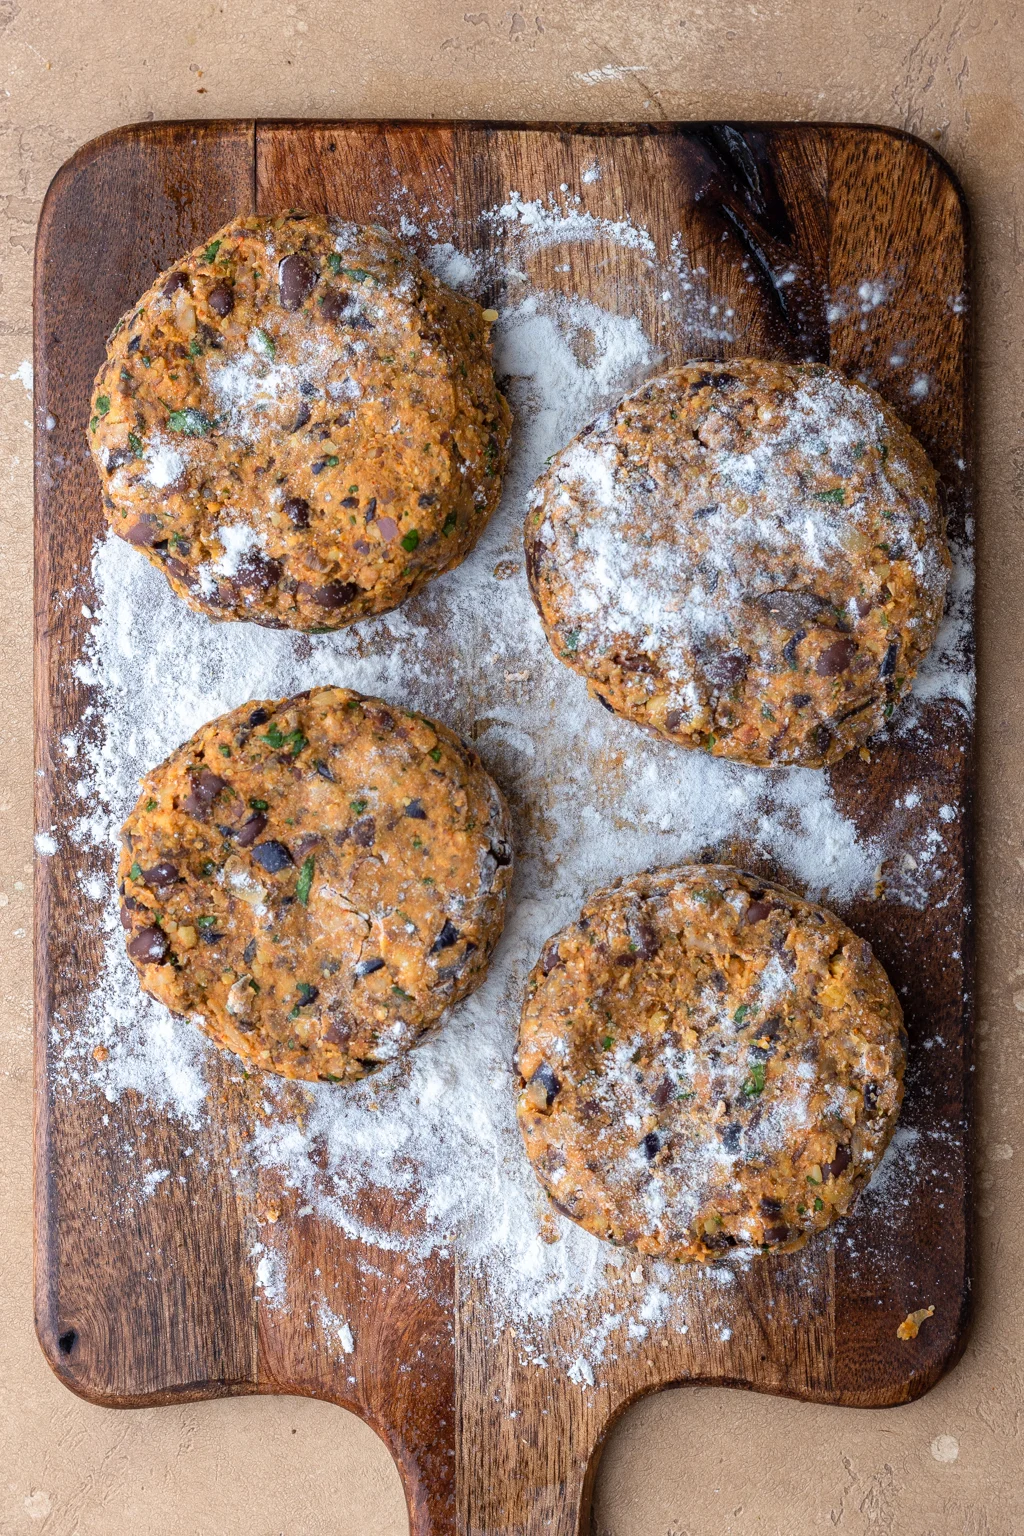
(118, 687, 513, 1082)
(525, 361, 949, 767)
(517, 865, 905, 1263)
(90, 213, 511, 630)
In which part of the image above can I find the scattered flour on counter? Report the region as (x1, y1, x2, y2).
(51, 196, 975, 1378)
(10, 358, 33, 394)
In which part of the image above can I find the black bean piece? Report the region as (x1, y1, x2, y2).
(702, 649, 749, 689)
(430, 919, 460, 953)
(308, 580, 359, 610)
(162, 270, 190, 297)
(792, 693, 812, 709)
(719, 1121, 743, 1153)
(540, 939, 562, 974)
(314, 759, 335, 782)
(128, 925, 169, 963)
(746, 899, 772, 924)
(248, 707, 270, 726)
(692, 503, 720, 519)
(641, 1130, 661, 1160)
(290, 401, 312, 433)
(529, 1062, 561, 1109)
(418, 493, 436, 508)
(283, 496, 311, 529)
(236, 813, 268, 847)
(814, 724, 833, 757)
(404, 798, 427, 820)
(279, 253, 318, 310)
(207, 282, 234, 318)
(437, 941, 477, 982)
(141, 860, 179, 889)
(363, 498, 377, 521)
(816, 636, 856, 676)
(340, 496, 359, 508)
(823, 1144, 852, 1181)
(126, 334, 142, 355)
(250, 840, 294, 873)
(349, 817, 375, 848)
(752, 589, 832, 627)
(627, 919, 658, 960)
(125, 514, 163, 547)
(353, 956, 385, 978)
(760, 1195, 783, 1216)
(595, 693, 615, 712)
(237, 554, 283, 593)
(119, 903, 134, 930)
(863, 1082, 880, 1114)
(296, 984, 320, 1006)
(319, 289, 350, 322)
(764, 1223, 790, 1244)
(782, 629, 806, 667)
(653, 1075, 674, 1108)
(183, 768, 228, 816)
(879, 640, 899, 679)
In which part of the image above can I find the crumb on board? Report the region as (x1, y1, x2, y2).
(897, 1304, 935, 1340)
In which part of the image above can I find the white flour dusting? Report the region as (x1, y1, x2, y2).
(47, 193, 974, 1379)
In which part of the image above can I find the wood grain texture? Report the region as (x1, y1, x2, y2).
(35, 120, 972, 1535)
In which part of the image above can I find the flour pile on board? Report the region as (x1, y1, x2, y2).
(48, 193, 973, 1366)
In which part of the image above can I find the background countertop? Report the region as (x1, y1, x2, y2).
(3, 3, 1022, 1532)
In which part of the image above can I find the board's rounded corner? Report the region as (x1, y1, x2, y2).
(838, 121, 970, 236)
(33, 1310, 115, 1408)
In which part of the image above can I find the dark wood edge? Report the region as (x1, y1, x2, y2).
(32, 117, 977, 1441)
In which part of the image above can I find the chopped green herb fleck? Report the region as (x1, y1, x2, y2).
(201, 239, 222, 263)
(250, 327, 276, 359)
(197, 916, 217, 930)
(392, 985, 414, 1001)
(144, 798, 158, 811)
(814, 1196, 824, 1212)
(296, 856, 314, 906)
(129, 862, 142, 881)
(341, 266, 375, 284)
(188, 338, 203, 357)
(324, 455, 339, 467)
(601, 1035, 615, 1050)
(350, 798, 368, 814)
(428, 747, 442, 762)
(249, 798, 269, 811)
(734, 1003, 753, 1025)
(814, 487, 846, 505)
(327, 253, 342, 273)
(218, 744, 231, 757)
(743, 1062, 766, 1095)
(441, 511, 458, 537)
(564, 629, 580, 652)
(168, 407, 213, 437)
(400, 528, 420, 553)
(296, 980, 317, 1003)
(95, 395, 110, 416)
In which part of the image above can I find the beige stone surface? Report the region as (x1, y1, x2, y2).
(1, 2, 1020, 1531)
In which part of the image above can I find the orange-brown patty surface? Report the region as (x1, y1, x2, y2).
(90, 214, 511, 629)
(525, 361, 949, 767)
(517, 865, 905, 1262)
(119, 687, 513, 1081)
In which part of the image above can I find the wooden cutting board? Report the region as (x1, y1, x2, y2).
(34, 120, 972, 1535)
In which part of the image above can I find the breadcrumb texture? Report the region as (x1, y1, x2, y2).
(118, 686, 513, 1082)
(525, 361, 949, 767)
(89, 213, 511, 629)
(517, 865, 905, 1263)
